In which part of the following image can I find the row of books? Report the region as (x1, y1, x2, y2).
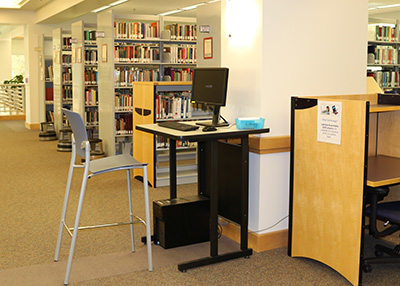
(115, 91, 133, 111)
(84, 30, 97, 42)
(368, 71, 400, 88)
(155, 135, 196, 149)
(164, 45, 197, 64)
(368, 25, 398, 42)
(155, 92, 193, 120)
(85, 110, 98, 126)
(63, 37, 72, 50)
(62, 54, 72, 64)
(114, 44, 160, 63)
(114, 21, 159, 39)
(45, 65, 54, 81)
(164, 67, 193, 82)
(165, 23, 197, 41)
(63, 68, 72, 83)
(115, 113, 133, 135)
(46, 111, 54, 122)
(84, 49, 97, 65)
(63, 86, 72, 103)
(368, 45, 398, 65)
(85, 88, 98, 106)
(85, 67, 98, 85)
(114, 66, 160, 85)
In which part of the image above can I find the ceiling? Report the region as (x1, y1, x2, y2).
(2, 1, 400, 38)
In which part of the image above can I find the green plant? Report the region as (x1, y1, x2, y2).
(3, 75, 24, 85)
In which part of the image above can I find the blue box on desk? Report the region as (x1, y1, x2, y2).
(235, 117, 265, 130)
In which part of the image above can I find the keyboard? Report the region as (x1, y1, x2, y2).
(158, 121, 199, 131)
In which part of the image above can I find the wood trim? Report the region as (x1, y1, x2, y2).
(220, 219, 288, 252)
(225, 135, 290, 154)
(24, 121, 40, 130)
(0, 115, 25, 121)
(249, 135, 290, 154)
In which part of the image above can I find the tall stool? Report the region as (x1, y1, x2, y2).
(54, 109, 152, 285)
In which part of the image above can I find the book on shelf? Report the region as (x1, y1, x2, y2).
(156, 135, 196, 149)
(165, 23, 197, 41)
(163, 44, 197, 64)
(115, 113, 133, 135)
(115, 91, 133, 111)
(85, 88, 98, 106)
(45, 87, 54, 101)
(85, 67, 98, 85)
(85, 110, 99, 126)
(156, 91, 193, 120)
(46, 111, 54, 122)
(114, 43, 160, 63)
(114, 21, 159, 39)
(369, 70, 400, 88)
(115, 66, 160, 84)
(84, 49, 97, 65)
(368, 45, 398, 65)
(368, 24, 398, 42)
(45, 65, 54, 81)
(164, 67, 193, 82)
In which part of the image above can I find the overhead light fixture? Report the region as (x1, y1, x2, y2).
(158, 0, 220, 16)
(369, 4, 400, 10)
(92, 0, 129, 13)
(0, 0, 24, 8)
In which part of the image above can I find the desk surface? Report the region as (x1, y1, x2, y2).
(367, 155, 400, 187)
(136, 122, 270, 141)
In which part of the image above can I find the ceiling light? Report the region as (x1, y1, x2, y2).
(369, 4, 400, 10)
(158, 0, 220, 16)
(92, 0, 129, 13)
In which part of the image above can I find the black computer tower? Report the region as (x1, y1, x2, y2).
(153, 195, 210, 249)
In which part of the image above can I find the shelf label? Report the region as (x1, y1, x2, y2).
(199, 25, 210, 33)
(96, 31, 105, 38)
(317, 100, 342, 145)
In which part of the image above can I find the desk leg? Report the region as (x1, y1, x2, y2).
(209, 140, 218, 257)
(240, 136, 249, 250)
(177, 138, 253, 272)
(169, 139, 177, 199)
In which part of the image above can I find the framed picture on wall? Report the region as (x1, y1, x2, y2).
(204, 37, 213, 59)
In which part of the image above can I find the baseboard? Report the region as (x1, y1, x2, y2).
(220, 219, 288, 252)
(24, 121, 40, 130)
(0, 115, 25, 121)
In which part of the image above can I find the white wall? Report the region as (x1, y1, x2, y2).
(0, 39, 12, 82)
(221, 0, 368, 233)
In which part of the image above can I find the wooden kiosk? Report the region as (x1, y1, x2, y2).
(289, 92, 400, 286)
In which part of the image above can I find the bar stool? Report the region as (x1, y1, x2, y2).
(54, 109, 152, 285)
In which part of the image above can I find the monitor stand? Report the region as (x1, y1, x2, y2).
(195, 105, 229, 127)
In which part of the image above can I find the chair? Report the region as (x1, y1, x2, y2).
(363, 186, 400, 272)
(54, 109, 152, 285)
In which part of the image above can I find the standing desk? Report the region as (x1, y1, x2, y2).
(136, 123, 269, 271)
(289, 94, 400, 286)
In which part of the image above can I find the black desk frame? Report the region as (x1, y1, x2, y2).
(136, 124, 269, 271)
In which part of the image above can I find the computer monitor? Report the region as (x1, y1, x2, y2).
(191, 67, 229, 127)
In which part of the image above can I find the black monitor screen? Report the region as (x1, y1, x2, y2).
(191, 68, 229, 106)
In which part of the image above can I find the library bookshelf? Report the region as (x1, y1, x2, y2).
(132, 81, 212, 187)
(97, 10, 198, 156)
(368, 19, 400, 91)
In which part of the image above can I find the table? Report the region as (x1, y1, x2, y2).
(136, 122, 269, 271)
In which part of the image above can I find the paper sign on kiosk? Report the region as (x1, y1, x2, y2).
(317, 100, 342, 145)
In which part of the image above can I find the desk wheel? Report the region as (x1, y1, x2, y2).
(179, 269, 187, 273)
(244, 255, 251, 259)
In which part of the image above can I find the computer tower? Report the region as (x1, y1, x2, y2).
(153, 195, 210, 249)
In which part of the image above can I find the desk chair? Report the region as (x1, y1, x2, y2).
(363, 186, 400, 272)
(54, 109, 152, 285)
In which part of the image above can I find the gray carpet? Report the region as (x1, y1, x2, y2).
(0, 119, 399, 286)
